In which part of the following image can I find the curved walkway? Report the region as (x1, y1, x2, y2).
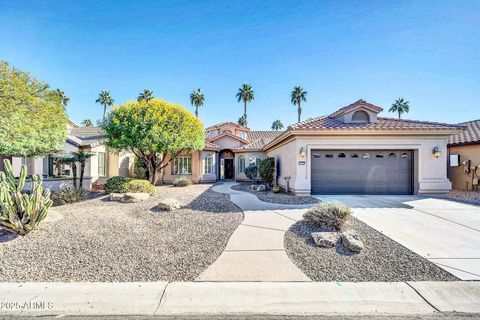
(196, 182, 311, 281)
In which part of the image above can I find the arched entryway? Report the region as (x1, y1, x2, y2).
(219, 149, 235, 180)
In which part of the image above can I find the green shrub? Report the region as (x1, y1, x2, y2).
(173, 176, 192, 187)
(134, 157, 148, 179)
(258, 157, 275, 186)
(0, 159, 52, 235)
(51, 185, 87, 206)
(126, 179, 155, 194)
(244, 164, 258, 181)
(303, 201, 352, 230)
(104, 176, 133, 193)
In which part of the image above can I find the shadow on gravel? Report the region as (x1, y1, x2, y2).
(0, 230, 19, 243)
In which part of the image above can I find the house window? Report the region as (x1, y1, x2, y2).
(204, 154, 214, 174)
(238, 131, 246, 139)
(173, 156, 192, 175)
(238, 156, 245, 173)
(210, 131, 218, 138)
(248, 155, 263, 167)
(98, 152, 106, 176)
(352, 110, 370, 123)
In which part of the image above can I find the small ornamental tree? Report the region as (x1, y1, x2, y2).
(103, 99, 204, 185)
(0, 60, 68, 157)
(258, 157, 275, 187)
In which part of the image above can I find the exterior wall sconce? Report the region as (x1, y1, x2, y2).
(299, 147, 306, 158)
(432, 147, 441, 158)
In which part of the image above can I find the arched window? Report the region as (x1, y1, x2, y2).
(352, 110, 370, 123)
(238, 156, 245, 173)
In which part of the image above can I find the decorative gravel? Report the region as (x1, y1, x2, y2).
(232, 182, 320, 205)
(0, 184, 243, 282)
(284, 218, 458, 282)
(448, 190, 480, 205)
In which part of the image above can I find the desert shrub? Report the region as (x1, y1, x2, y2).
(258, 157, 275, 187)
(173, 176, 192, 187)
(303, 201, 352, 230)
(0, 160, 52, 235)
(244, 164, 258, 182)
(104, 176, 133, 193)
(126, 179, 156, 194)
(51, 185, 87, 206)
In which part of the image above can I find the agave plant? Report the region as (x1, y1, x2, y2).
(0, 159, 52, 235)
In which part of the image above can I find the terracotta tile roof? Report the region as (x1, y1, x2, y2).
(70, 127, 105, 146)
(233, 131, 283, 151)
(205, 121, 247, 131)
(289, 115, 464, 131)
(448, 119, 480, 146)
(204, 141, 220, 151)
(329, 99, 383, 118)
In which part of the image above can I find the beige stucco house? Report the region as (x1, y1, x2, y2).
(447, 119, 480, 190)
(162, 100, 464, 195)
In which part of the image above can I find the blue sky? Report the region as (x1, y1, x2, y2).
(1, 0, 479, 129)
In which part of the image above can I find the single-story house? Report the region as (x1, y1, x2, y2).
(447, 119, 480, 190)
(162, 100, 464, 195)
(1, 120, 135, 190)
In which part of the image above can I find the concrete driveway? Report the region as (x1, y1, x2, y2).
(315, 195, 480, 280)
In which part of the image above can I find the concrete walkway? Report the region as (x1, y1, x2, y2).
(196, 182, 311, 281)
(316, 195, 480, 280)
(1, 281, 479, 316)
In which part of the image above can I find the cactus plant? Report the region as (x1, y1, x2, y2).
(0, 159, 52, 235)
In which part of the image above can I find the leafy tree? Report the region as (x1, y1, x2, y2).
(389, 98, 410, 119)
(238, 114, 247, 127)
(291, 86, 307, 123)
(258, 157, 275, 187)
(271, 119, 284, 131)
(72, 151, 92, 189)
(190, 88, 205, 117)
(54, 89, 70, 108)
(0, 60, 68, 157)
(236, 83, 254, 125)
(137, 89, 154, 102)
(96, 90, 114, 120)
(81, 119, 93, 127)
(103, 99, 204, 185)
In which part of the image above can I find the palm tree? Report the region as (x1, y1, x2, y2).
(238, 115, 247, 127)
(236, 83, 255, 125)
(96, 90, 114, 120)
(291, 86, 307, 123)
(62, 157, 78, 188)
(389, 98, 410, 119)
(72, 151, 92, 189)
(54, 89, 70, 108)
(81, 119, 93, 127)
(190, 88, 205, 117)
(271, 119, 284, 131)
(137, 89, 154, 102)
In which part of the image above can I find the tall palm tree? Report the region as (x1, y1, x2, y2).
(238, 115, 247, 127)
(137, 89, 154, 102)
(96, 90, 114, 120)
(81, 119, 93, 127)
(72, 151, 92, 189)
(190, 88, 205, 117)
(291, 86, 307, 123)
(271, 119, 284, 131)
(54, 89, 70, 108)
(236, 83, 255, 125)
(389, 98, 410, 119)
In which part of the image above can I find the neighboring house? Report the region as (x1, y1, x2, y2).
(447, 119, 480, 190)
(3, 120, 135, 190)
(162, 100, 464, 195)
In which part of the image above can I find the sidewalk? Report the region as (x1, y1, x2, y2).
(196, 182, 311, 281)
(0, 281, 478, 316)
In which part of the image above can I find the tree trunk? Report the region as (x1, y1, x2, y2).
(398, 111, 401, 119)
(79, 162, 85, 189)
(72, 162, 77, 189)
(103, 105, 106, 120)
(297, 99, 301, 123)
(244, 99, 247, 124)
(195, 106, 198, 117)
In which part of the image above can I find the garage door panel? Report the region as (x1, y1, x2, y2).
(311, 150, 412, 195)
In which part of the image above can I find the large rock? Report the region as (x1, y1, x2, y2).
(256, 185, 267, 192)
(109, 193, 124, 201)
(121, 192, 150, 203)
(340, 229, 365, 252)
(311, 232, 338, 248)
(157, 198, 181, 211)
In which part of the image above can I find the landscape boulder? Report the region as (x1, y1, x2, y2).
(256, 185, 267, 192)
(340, 229, 364, 252)
(157, 198, 181, 211)
(121, 192, 150, 203)
(311, 232, 338, 248)
(109, 193, 124, 201)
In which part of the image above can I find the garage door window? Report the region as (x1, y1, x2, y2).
(338, 153, 346, 158)
(313, 153, 321, 159)
(351, 153, 359, 158)
(325, 154, 333, 158)
(389, 153, 396, 158)
(376, 153, 384, 158)
(401, 153, 409, 158)
(362, 153, 370, 159)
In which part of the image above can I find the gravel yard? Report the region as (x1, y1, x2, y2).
(448, 190, 480, 205)
(0, 184, 243, 282)
(232, 182, 320, 205)
(284, 218, 458, 282)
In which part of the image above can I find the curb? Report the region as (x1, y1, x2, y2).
(0, 281, 479, 316)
